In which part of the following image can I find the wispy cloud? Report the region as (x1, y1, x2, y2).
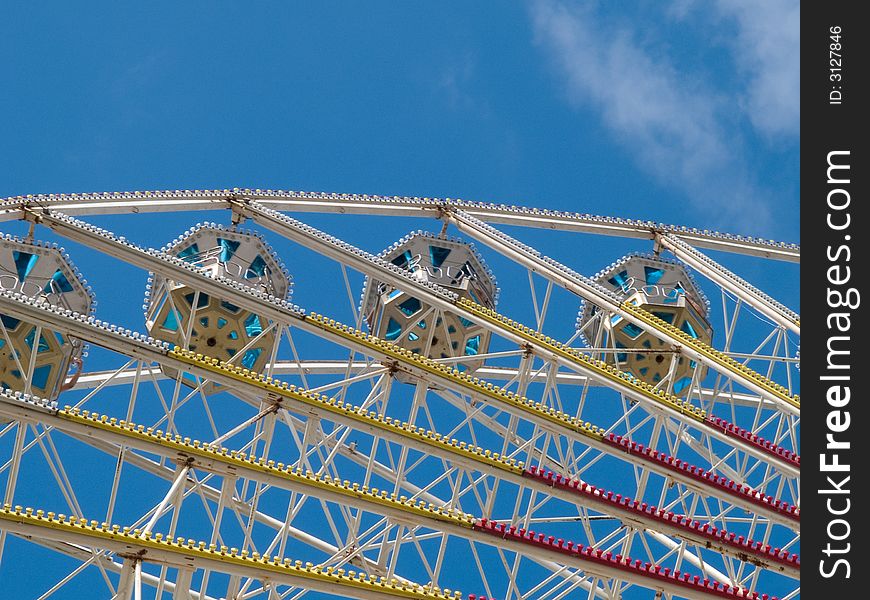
(714, 0, 800, 137)
(528, 0, 796, 231)
(438, 54, 479, 111)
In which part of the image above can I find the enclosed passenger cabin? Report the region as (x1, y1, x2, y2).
(145, 224, 290, 393)
(578, 254, 712, 395)
(0, 236, 93, 400)
(361, 232, 497, 381)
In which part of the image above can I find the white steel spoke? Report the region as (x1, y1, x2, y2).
(0, 191, 799, 600)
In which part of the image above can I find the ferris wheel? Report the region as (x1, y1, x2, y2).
(0, 189, 799, 600)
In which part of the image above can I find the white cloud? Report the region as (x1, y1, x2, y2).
(715, 0, 800, 137)
(529, 0, 770, 229)
(438, 55, 478, 111)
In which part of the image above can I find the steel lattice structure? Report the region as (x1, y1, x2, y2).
(0, 189, 799, 600)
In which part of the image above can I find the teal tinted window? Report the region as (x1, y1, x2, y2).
(217, 238, 241, 262)
(32, 364, 52, 389)
(24, 328, 51, 353)
(177, 244, 200, 262)
(385, 318, 402, 341)
(391, 251, 414, 269)
(608, 270, 629, 288)
(162, 310, 180, 332)
(241, 348, 263, 370)
(398, 297, 422, 316)
(1, 315, 21, 331)
(664, 283, 685, 304)
(429, 246, 451, 268)
(244, 313, 263, 337)
(465, 335, 481, 356)
(246, 255, 268, 278)
(622, 323, 644, 338)
(12, 251, 39, 281)
(651, 311, 674, 324)
(44, 269, 74, 294)
(644, 266, 665, 285)
(681, 320, 699, 339)
(615, 341, 627, 363)
(183, 292, 210, 309)
(220, 300, 241, 313)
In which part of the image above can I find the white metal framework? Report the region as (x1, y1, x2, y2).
(0, 189, 799, 600)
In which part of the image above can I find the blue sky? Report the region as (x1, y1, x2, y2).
(2, 1, 799, 240)
(1, 2, 799, 598)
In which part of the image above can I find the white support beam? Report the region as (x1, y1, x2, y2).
(657, 233, 799, 335)
(0, 389, 800, 572)
(18, 209, 796, 473)
(172, 569, 194, 600)
(68, 364, 778, 409)
(0, 189, 800, 261)
(0, 291, 800, 518)
(63, 430, 388, 576)
(0, 509, 776, 600)
(447, 208, 799, 417)
(0, 515, 420, 600)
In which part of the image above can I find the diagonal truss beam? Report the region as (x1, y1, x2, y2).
(0, 506, 451, 600)
(446, 207, 799, 414)
(23, 208, 799, 474)
(656, 233, 799, 335)
(0, 290, 798, 526)
(0, 389, 798, 579)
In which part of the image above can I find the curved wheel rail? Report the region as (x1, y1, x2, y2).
(0, 190, 800, 599)
(656, 233, 799, 334)
(0, 189, 799, 261)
